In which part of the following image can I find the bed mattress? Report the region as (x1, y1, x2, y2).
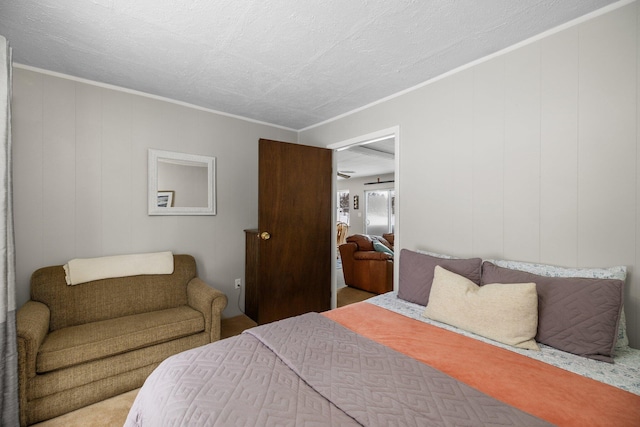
(126, 312, 550, 426)
(126, 297, 640, 426)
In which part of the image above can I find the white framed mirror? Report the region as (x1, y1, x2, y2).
(148, 149, 216, 215)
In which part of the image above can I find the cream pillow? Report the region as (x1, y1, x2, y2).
(423, 266, 539, 350)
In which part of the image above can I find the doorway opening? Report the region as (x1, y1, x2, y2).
(328, 126, 400, 308)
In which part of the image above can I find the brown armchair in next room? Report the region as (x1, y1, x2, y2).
(338, 234, 394, 294)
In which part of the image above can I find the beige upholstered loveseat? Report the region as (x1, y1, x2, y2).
(16, 254, 227, 426)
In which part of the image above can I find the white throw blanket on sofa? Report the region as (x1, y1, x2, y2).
(63, 251, 174, 286)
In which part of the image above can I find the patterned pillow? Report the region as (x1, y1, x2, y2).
(398, 249, 482, 306)
(481, 262, 624, 362)
(486, 259, 629, 349)
(424, 266, 539, 350)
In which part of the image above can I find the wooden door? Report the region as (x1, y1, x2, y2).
(257, 139, 332, 324)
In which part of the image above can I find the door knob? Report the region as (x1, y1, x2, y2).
(260, 231, 271, 240)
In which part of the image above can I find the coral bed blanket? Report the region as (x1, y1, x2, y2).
(325, 302, 640, 427)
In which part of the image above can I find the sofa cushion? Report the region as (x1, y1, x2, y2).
(37, 305, 204, 373)
(29, 333, 209, 401)
(31, 254, 197, 331)
(346, 234, 375, 251)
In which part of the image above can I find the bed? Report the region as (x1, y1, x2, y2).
(125, 251, 640, 426)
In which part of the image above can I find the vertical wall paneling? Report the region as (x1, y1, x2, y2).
(424, 72, 474, 256)
(578, 5, 637, 268)
(129, 97, 177, 254)
(503, 44, 541, 262)
(399, 127, 430, 252)
(446, 71, 475, 256)
(101, 90, 134, 254)
(471, 58, 505, 258)
(75, 83, 103, 257)
(418, 79, 451, 247)
(539, 29, 580, 267)
(11, 70, 44, 305)
(41, 75, 76, 265)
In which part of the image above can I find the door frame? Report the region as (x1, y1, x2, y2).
(328, 126, 400, 308)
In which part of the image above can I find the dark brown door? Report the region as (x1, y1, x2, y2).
(257, 139, 332, 324)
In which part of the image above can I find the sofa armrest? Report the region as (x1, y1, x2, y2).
(17, 300, 50, 425)
(187, 278, 228, 342)
(338, 242, 357, 286)
(17, 301, 50, 379)
(354, 251, 392, 261)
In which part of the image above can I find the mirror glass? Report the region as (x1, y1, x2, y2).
(148, 149, 216, 215)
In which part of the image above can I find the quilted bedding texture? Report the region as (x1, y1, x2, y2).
(125, 312, 550, 426)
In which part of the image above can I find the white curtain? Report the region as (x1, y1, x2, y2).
(0, 35, 19, 426)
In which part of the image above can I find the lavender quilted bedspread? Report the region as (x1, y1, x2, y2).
(125, 313, 551, 426)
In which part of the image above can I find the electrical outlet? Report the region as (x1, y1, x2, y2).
(234, 278, 242, 289)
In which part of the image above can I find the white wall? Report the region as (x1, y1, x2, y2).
(301, 2, 640, 347)
(11, 67, 296, 318)
(337, 173, 395, 235)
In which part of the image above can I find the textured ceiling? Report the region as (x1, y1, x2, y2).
(337, 137, 395, 180)
(0, 0, 617, 130)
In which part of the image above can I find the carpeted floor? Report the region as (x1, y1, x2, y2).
(32, 286, 373, 426)
(32, 389, 139, 427)
(220, 312, 258, 339)
(336, 285, 376, 307)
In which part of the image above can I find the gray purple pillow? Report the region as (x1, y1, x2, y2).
(481, 262, 624, 363)
(485, 259, 628, 349)
(397, 249, 482, 306)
